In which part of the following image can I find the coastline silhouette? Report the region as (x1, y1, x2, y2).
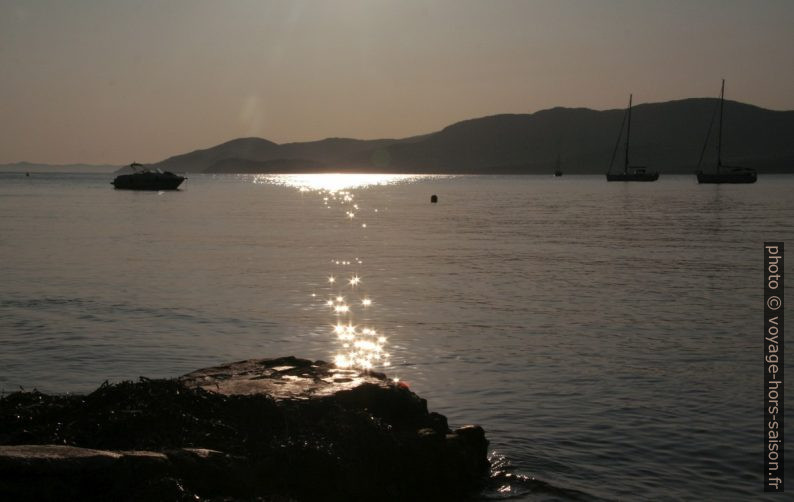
(132, 98, 794, 176)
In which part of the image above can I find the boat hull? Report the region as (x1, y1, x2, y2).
(112, 173, 186, 190)
(696, 171, 757, 184)
(606, 172, 659, 182)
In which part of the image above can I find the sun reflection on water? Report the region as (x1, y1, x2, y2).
(319, 183, 391, 371)
(253, 173, 428, 192)
(253, 173, 447, 371)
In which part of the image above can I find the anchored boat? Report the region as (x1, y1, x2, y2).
(606, 94, 659, 182)
(112, 163, 186, 190)
(696, 80, 757, 184)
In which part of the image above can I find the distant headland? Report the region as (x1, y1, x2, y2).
(0, 161, 120, 174)
(4, 98, 793, 174)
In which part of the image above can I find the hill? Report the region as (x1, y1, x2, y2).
(147, 98, 794, 174)
(370, 99, 794, 173)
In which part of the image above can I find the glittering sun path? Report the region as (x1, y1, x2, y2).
(254, 174, 432, 373)
(321, 185, 390, 371)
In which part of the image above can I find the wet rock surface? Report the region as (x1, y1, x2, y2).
(0, 357, 489, 501)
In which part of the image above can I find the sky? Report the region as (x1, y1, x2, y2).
(1, 0, 793, 165)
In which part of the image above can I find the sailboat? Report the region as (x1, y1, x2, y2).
(554, 154, 563, 176)
(606, 94, 659, 182)
(696, 80, 757, 184)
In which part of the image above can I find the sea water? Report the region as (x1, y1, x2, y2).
(0, 172, 791, 500)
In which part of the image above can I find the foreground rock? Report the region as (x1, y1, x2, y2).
(0, 357, 488, 501)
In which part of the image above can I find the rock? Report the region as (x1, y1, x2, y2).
(0, 357, 489, 501)
(0, 445, 176, 500)
(179, 356, 388, 399)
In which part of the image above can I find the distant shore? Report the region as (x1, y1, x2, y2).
(0, 163, 120, 174)
(5, 166, 794, 176)
(5, 97, 794, 176)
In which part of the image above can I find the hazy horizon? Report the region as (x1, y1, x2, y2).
(2, 0, 793, 165)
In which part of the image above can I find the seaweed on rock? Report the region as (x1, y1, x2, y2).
(0, 357, 488, 501)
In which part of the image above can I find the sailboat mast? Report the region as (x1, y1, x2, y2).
(717, 79, 724, 172)
(624, 94, 632, 173)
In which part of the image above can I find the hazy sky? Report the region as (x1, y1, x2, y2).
(1, 0, 792, 164)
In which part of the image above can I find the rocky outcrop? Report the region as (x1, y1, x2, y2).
(0, 357, 489, 501)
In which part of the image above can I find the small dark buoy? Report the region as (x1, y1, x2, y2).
(430, 194, 438, 203)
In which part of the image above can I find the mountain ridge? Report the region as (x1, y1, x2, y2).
(4, 98, 792, 174)
(147, 97, 794, 174)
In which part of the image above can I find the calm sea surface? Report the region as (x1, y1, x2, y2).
(1, 172, 792, 500)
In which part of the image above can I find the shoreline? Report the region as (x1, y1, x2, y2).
(0, 356, 489, 501)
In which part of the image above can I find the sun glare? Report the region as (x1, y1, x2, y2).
(274, 176, 402, 372)
(261, 173, 422, 372)
(252, 173, 431, 192)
